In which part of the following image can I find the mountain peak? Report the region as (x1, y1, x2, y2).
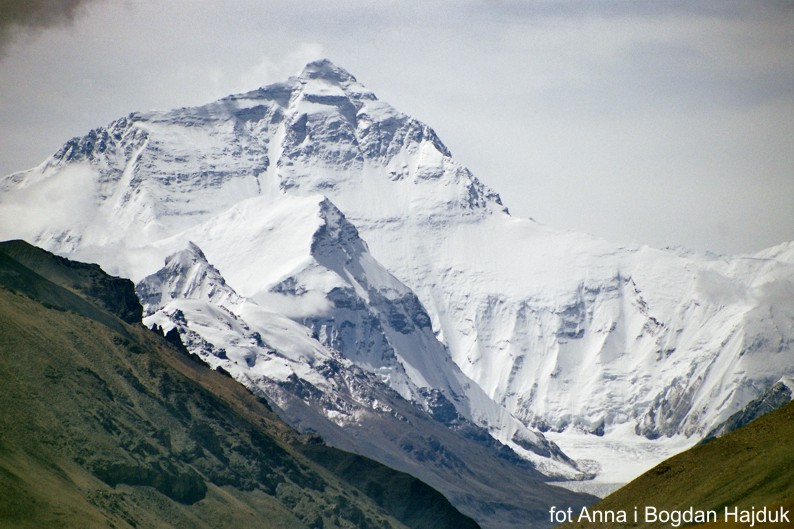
(297, 59, 358, 86)
(137, 241, 240, 316)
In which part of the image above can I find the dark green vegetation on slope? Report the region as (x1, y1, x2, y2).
(0, 240, 479, 529)
(558, 399, 794, 528)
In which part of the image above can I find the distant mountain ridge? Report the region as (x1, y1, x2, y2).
(0, 59, 792, 523)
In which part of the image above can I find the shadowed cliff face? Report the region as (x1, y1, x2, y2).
(0, 240, 480, 529)
(0, 239, 142, 323)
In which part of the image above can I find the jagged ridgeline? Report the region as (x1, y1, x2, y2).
(0, 240, 479, 529)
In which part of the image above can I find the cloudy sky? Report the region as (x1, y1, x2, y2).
(1, 0, 792, 254)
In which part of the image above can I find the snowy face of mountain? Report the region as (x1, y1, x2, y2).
(132, 194, 588, 527)
(0, 59, 502, 262)
(1, 59, 793, 499)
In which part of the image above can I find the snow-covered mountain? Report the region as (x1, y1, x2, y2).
(1, 58, 793, 501)
(131, 202, 591, 527)
(135, 193, 563, 461)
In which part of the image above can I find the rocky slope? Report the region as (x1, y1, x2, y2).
(0, 239, 481, 529)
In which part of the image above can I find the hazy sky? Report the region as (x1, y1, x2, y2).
(1, 0, 792, 254)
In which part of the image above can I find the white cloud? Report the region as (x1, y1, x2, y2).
(239, 43, 326, 92)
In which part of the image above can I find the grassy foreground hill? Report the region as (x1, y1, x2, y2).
(557, 400, 794, 529)
(0, 240, 479, 529)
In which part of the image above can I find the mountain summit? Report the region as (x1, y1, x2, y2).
(1, 60, 792, 524)
(0, 59, 504, 265)
(297, 58, 364, 86)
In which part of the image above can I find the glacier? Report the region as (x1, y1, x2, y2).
(1, 58, 793, 518)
